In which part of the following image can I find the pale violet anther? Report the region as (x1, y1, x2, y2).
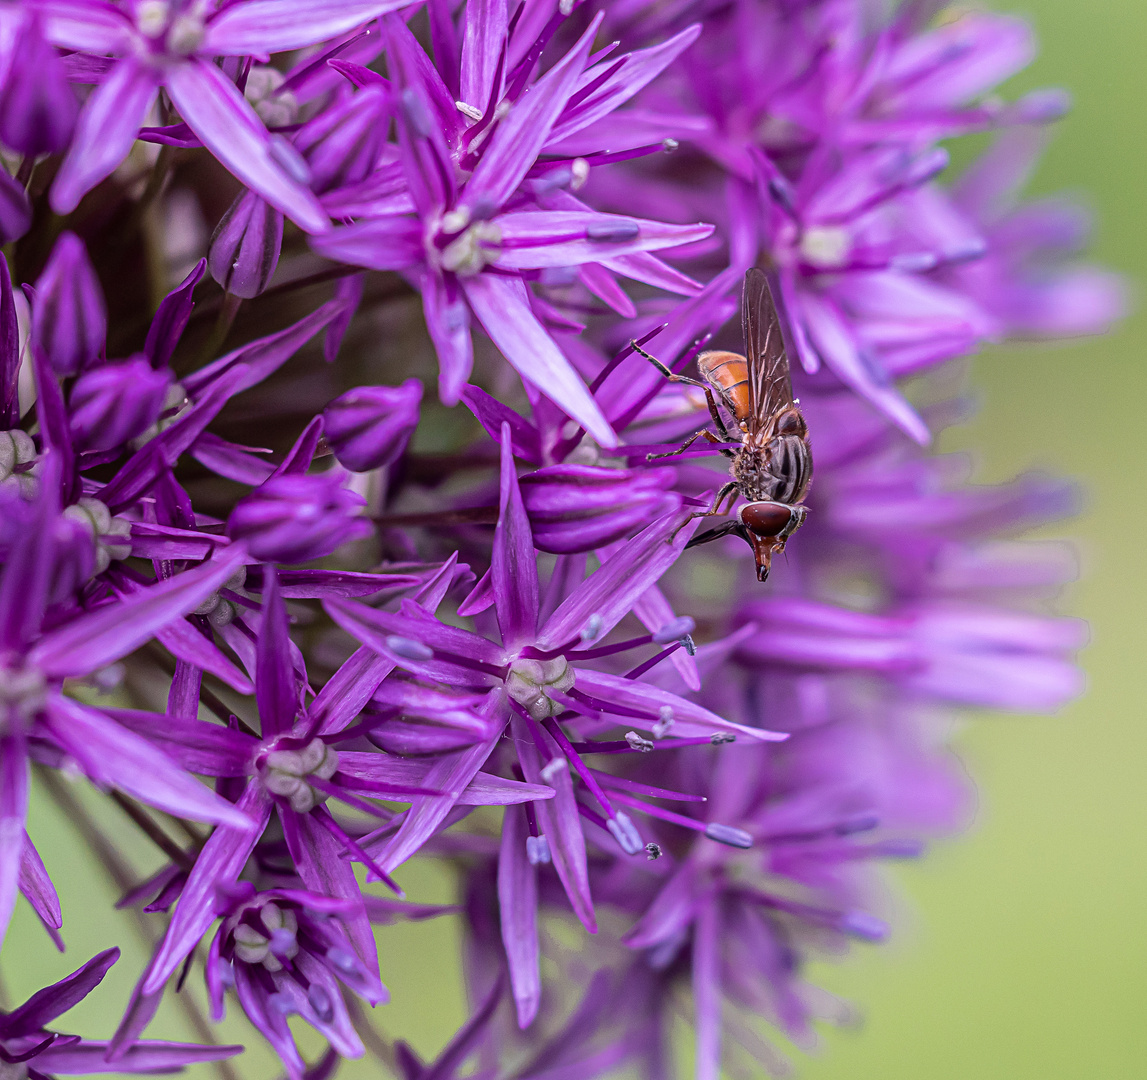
(525, 835, 551, 866)
(579, 614, 604, 644)
(704, 823, 753, 849)
(505, 656, 575, 721)
(385, 635, 435, 661)
(539, 756, 569, 785)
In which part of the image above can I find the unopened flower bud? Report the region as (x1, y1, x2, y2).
(323, 379, 422, 472)
(33, 232, 106, 375)
(520, 464, 681, 554)
(0, 16, 78, 156)
(69, 357, 172, 453)
(227, 472, 369, 564)
(209, 190, 284, 299)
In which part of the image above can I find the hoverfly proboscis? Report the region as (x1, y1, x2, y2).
(633, 268, 812, 583)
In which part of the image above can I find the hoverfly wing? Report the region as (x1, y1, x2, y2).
(742, 267, 793, 434)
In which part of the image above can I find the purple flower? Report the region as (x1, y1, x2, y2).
(326, 425, 782, 1027)
(32, 232, 106, 377)
(323, 379, 422, 473)
(68, 357, 173, 453)
(0, 948, 242, 1076)
(0, 466, 257, 948)
(311, 13, 713, 444)
(205, 884, 381, 1077)
(228, 470, 369, 564)
(208, 190, 284, 299)
(41, 0, 421, 232)
(519, 463, 682, 553)
(0, 13, 77, 156)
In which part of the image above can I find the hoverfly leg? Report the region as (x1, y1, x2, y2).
(670, 481, 738, 540)
(648, 428, 733, 462)
(685, 519, 747, 550)
(632, 340, 735, 448)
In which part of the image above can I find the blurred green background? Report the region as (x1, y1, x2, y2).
(4, 1, 1146, 1077)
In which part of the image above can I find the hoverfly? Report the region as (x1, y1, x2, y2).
(634, 268, 812, 582)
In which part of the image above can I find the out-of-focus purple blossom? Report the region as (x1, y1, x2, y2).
(296, 85, 390, 195)
(227, 471, 370, 563)
(323, 379, 422, 472)
(209, 189, 285, 299)
(0, 947, 242, 1076)
(0, 14, 77, 156)
(520, 463, 682, 553)
(68, 357, 173, 453)
(31, 232, 106, 376)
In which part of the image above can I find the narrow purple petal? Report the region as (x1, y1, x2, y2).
(18, 833, 63, 937)
(573, 670, 784, 742)
(493, 422, 539, 649)
(37, 1040, 244, 1073)
(281, 810, 384, 1002)
(42, 696, 255, 829)
(492, 211, 713, 269)
(537, 512, 694, 650)
(0, 252, 18, 427)
(34, 2, 134, 53)
(165, 59, 328, 234)
(422, 270, 473, 405)
(30, 544, 249, 678)
(205, 1, 412, 56)
(511, 715, 595, 932)
(498, 803, 540, 1029)
(309, 215, 424, 271)
(0, 734, 28, 950)
(145, 259, 205, 369)
(255, 568, 298, 737)
(51, 56, 160, 215)
(151, 608, 255, 694)
(693, 899, 722, 1080)
(103, 708, 256, 777)
(460, 0, 506, 114)
(1, 948, 118, 1037)
(373, 735, 499, 872)
(138, 783, 272, 998)
(461, 273, 616, 448)
(461, 14, 602, 214)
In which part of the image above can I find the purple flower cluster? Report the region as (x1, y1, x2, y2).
(0, 2, 1118, 1079)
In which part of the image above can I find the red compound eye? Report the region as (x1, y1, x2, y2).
(740, 501, 794, 536)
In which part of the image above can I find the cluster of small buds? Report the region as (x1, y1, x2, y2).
(0, 3, 1118, 1080)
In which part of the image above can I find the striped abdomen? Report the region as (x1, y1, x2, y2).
(697, 350, 751, 424)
